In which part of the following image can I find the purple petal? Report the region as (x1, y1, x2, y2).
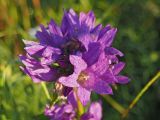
(20, 65, 58, 82)
(20, 66, 41, 83)
(98, 28, 117, 47)
(48, 19, 63, 36)
(36, 25, 53, 45)
(77, 32, 92, 51)
(45, 103, 75, 119)
(67, 9, 79, 26)
(58, 73, 79, 87)
(77, 86, 91, 106)
(79, 11, 95, 30)
(98, 24, 111, 40)
(89, 102, 102, 120)
(90, 24, 102, 41)
(105, 47, 123, 57)
(116, 75, 130, 84)
(90, 52, 108, 75)
(113, 62, 125, 75)
(61, 9, 79, 35)
(83, 70, 113, 94)
(63, 104, 74, 113)
(23, 39, 39, 46)
(36, 25, 65, 48)
(51, 34, 65, 48)
(81, 114, 93, 120)
(69, 55, 87, 73)
(67, 91, 77, 108)
(19, 55, 36, 67)
(63, 87, 72, 96)
(101, 69, 117, 84)
(92, 80, 113, 94)
(20, 55, 58, 82)
(41, 46, 61, 65)
(31, 67, 58, 82)
(61, 12, 69, 35)
(24, 44, 45, 56)
(82, 42, 101, 66)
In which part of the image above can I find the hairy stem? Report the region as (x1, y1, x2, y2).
(101, 95, 126, 114)
(122, 71, 160, 118)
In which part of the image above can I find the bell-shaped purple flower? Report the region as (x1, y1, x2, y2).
(81, 102, 102, 120)
(59, 53, 113, 105)
(19, 54, 59, 82)
(45, 101, 102, 120)
(57, 9, 129, 105)
(20, 9, 129, 102)
(45, 103, 75, 120)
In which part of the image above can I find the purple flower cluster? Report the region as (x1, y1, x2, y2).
(45, 101, 102, 120)
(19, 9, 129, 119)
(45, 103, 75, 120)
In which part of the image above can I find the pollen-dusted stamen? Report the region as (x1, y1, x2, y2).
(55, 82, 64, 95)
(77, 71, 89, 84)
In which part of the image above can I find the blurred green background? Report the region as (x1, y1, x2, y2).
(0, 0, 160, 120)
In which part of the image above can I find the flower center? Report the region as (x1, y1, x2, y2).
(77, 71, 89, 84)
(51, 56, 74, 76)
(61, 38, 85, 54)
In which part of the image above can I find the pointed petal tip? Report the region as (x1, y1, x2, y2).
(88, 10, 95, 16)
(106, 24, 111, 27)
(116, 76, 130, 84)
(114, 28, 118, 33)
(69, 8, 75, 13)
(19, 54, 24, 60)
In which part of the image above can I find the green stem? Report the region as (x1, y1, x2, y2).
(41, 82, 52, 101)
(122, 71, 160, 118)
(77, 97, 84, 116)
(74, 88, 84, 119)
(101, 95, 126, 114)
